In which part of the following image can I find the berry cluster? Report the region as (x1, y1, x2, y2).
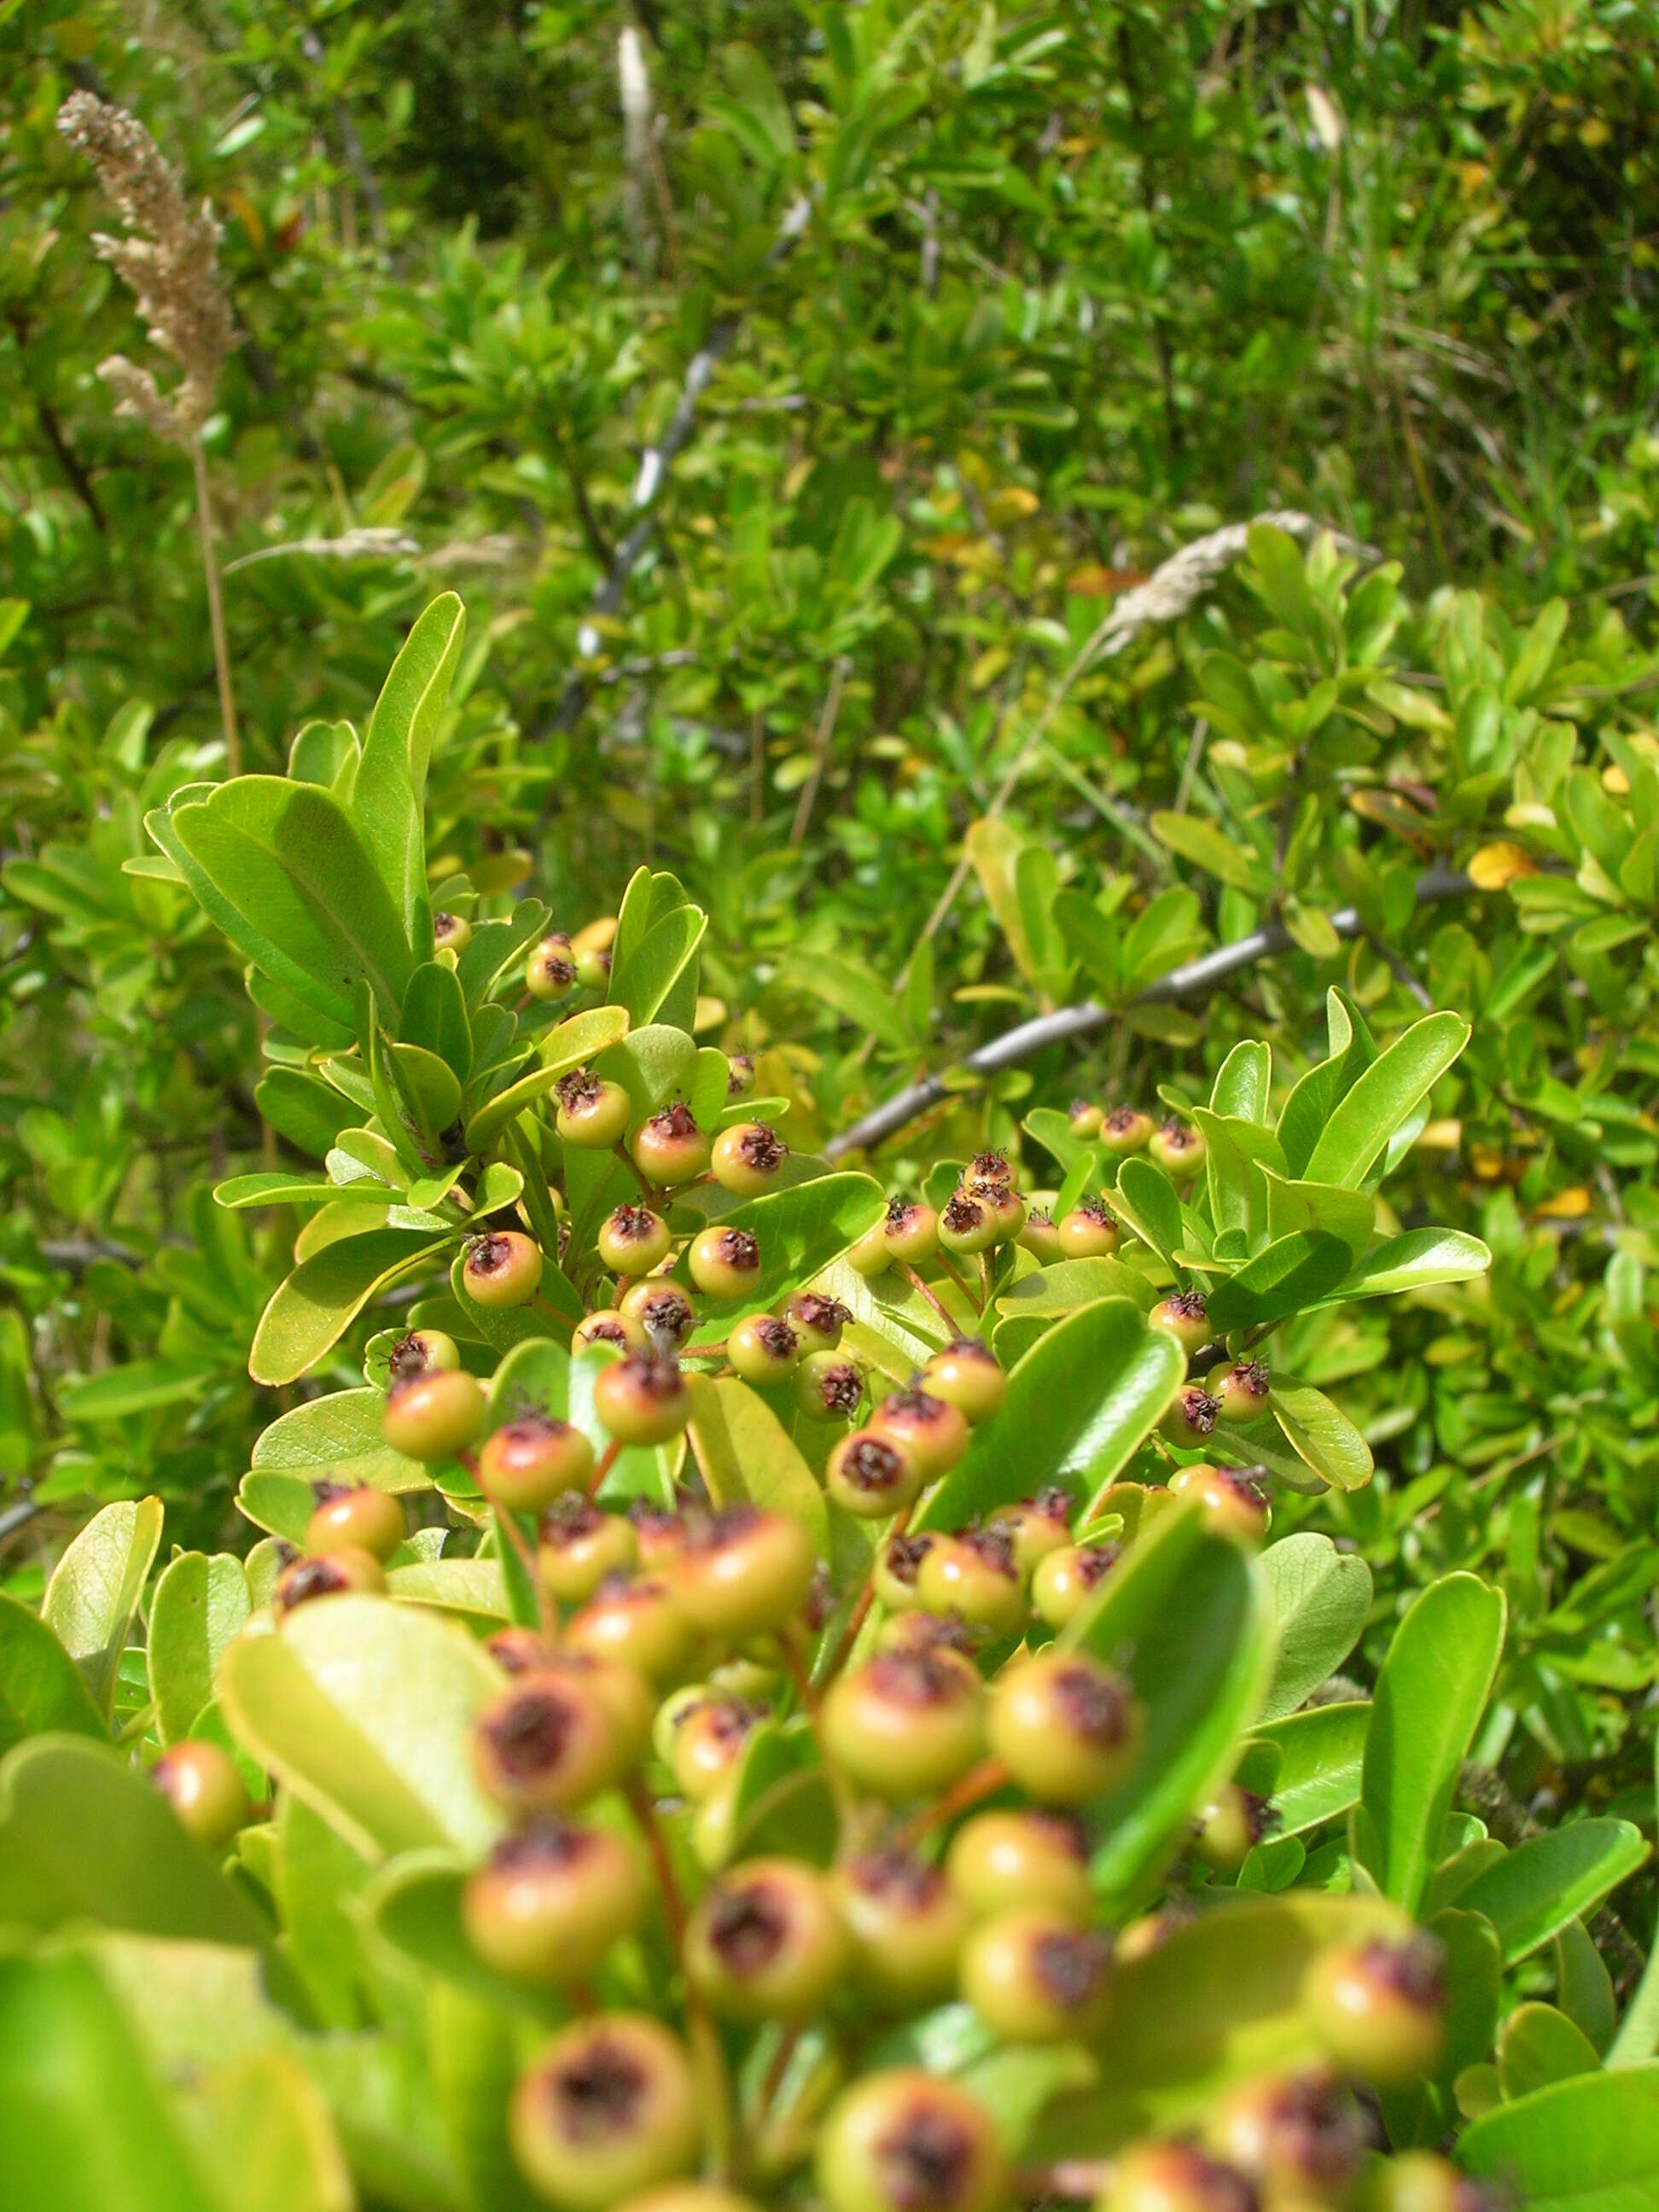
(150, 1028, 1481, 2212)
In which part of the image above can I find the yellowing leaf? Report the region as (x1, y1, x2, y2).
(1469, 841, 1538, 890)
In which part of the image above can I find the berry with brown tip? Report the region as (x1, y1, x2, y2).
(726, 1313, 800, 1384)
(778, 1292, 849, 1355)
(923, 1337, 1008, 1424)
(988, 1485, 1073, 1575)
(1369, 2153, 1506, 2212)
(463, 1813, 645, 1982)
(1149, 1117, 1206, 1178)
(566, 1575, 692, 1681)
(574, 1307, 648, 1354)
(474, 1672, 620, 1812)
(882, 1196, 939, 1266)
(1207, 2069, 1368, 2199)
(725, 1055, 756, 1101)
(872, 1529, 935, 1611)
(821, 1649, 983, 1799)
(984, 1187, 1027, 1244)
(938, 1190, 997, 1256)
(710, 1121, 788, 1197)
(556, 1070, 633, 1148)
(382, 1368, 486, 1463)
(627, 1503, 691, 1575)
(687, 1225, 762, 1302)
(684, 1858, 850, 2021)
(1303, 1935, 1447, 2085)
(593, 1353, 692, 1446)
(960, 1909, 1111, 2041)
(527, 934, 578, 1001)
(632, 1103, 710, 1187)
(1031, 1540, 1121, 1628)
(1161, 1384, 1220, 1448)
(1207, 1360, 1272, 1427)
(794, 1352, 863, 1423)
(1057, 1198, 1120, 1259)
(668, 1696, 765, 1800)
(1149, 1289, 1211, 1354)
(1017, 1208, 1064, 1264)
(573, 944, 611, 992)
(489, 1627, 555, 1675)
(870, 1385, 969, 1478)
(306, 1484, 405, 1562)
(916, 1528, 1026, 1634)
(537, 1497, 637, 1604)
(826, 1429, 924, 1520)
(274, 1549, 386, 1615)
(1068, 1100, 1104, 1139)
(946, 1809, 1094, 1923)
(835, 1848, 972, 2005)
(989, 1649, 1142, 1803)
(1100, 1106, 1154, 1157)
(1096, 2142, 1260, 2212)
(1191, 1783, 1279, 1871)
(387, 1327, 461, 1381)
(463, 1230, 544, 1310)
(597, 1204, 672, 1277)
(433, 910, 473, 955)
(478, 1414, 595, 1513)
(509, 2015, 700, 2211)
(619, 1281, 697, 1348)
(149, 1740, 250, 1848)
(816, 2070, 1007, 2212)
(673, 1506, 818, 1641)
(1167, 1463, 1269, 1543)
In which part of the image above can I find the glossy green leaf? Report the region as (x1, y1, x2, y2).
(0, 1593, 106, 1755)
(1204, 1232, 1353, 1333)
(1328, 1229, 1492, 1301)
(1066, 1505, 1269, 1902)
(1456, 1821, 1649, 1965)
(1499, 2005, 1604, 2102)
(686, 1374, 829, 1551)
(916, 1299, 1185, 1533)
(0, 1950, 224, 2212)
(1304, 1010, 1470, 1189)
(463, 1004, 631, 1150)
(365, 1852, 566, 2023)
(399, 960, 472, 1081)
(1270, 1382, 1374, 1492)
(42, 1496, 163, 1718)
(185, 2049, 356, 2212)
(1111, 1157, 1183, 1264)
(1210, 1040, 1272, 1123)
(1252, 1701, 1370, 1834)
(1259, 1534, 1374, 1720)
(0, 1735, 269, 1945)
(487, 1336, 674, 1507)
(993, 1257, 1154, 1320)
(148, 1553, 252, 1745)
(353, 591, 465, 946)
(250, 1228, 453, 1387)
(1354, 1573, 1506, 1912)
(1458, 2065, 1659, 2210)
(219, 1594, 506, 1861)
(1260, 1168, 1375, 1255)
(253, 1387, 434, 1494)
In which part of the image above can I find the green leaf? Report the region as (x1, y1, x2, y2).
(1303, 1011, 1470, 1189)
(42, 1497, 164, 1719)
(1022, 1107, 1094, 1177)
(387, 1559, 509, 1623)
(354, 592, 466, 947)
(1329, 1229, 1492, 1301)
(1111, 1157, 1184, 1265)
(1458, 2066, 1659, 2210)
(916, 1300, 1185, 1533)
(0, 1594, 106, 1756)
(686, 1375, 829, 1553)
(1151, 812, 1274, 894)
(1499, 2005, 1604, 2102)
(1270, 1382, 1374, 1492)
(992, 1258, 1154, 1321)
(1354, 1573, 1506, 1912)
(486, 1337, 673, 1507)
(218, 1594, 507, 1861)
(172, 780, 416, 1025)
(1204, 1233, 1353, 1333)
(0, 1951, 224, 2212)
(399, 962, 472, 1082)
(1259, 1534, 1374, 1720)
(56, 1359, 216, 1419)
(1261, 1168, 1375, 1255)
(1210, 1040, 1272, 1123)
(1252, 1702, 1370, 1835)
(365, 1852, 564, 2023)
(1066, 1505, 1269, 1902)
(148, 1554, 252, 1746)
(1027, 1893, 1415, 2154)
(184, 2049, 357, 2212)
(677, 1173, 885, 1347)
(1456, 1822, 1650, 1965)
(252, 1387, 433, 1494)
(250, 1228, 454, 1387)
(0, 1736, 269, 1946)
(607, 869, 705, 1032)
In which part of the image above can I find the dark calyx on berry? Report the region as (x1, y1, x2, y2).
(965, 1150, 1012, 1190)
(556, 1070, 600, 1109)
(941, 1193, 985, 1232)
(278, 1557, 352, 1608)
(587, 1318, 629, 1346)
(752, 1317, 797, 1357)
(818, 1364, 863, 1415)
(715, 1229, 758, 1266)
(1178, 1388, 1220, 1433)
(792, 1293, 848, 1335)
(1033, 1928, 1111, 2008)
(481, 1685, 581, 1781)
(1361, 1933, 1446, 2007)
(1168, 1290, 1207, 1321)
(1054, 1658, 1135, 1746)
(545, 2036, 649, 2142)
(883, 1532, 933, 1588)
(704, 1881, 789, 1975)
(726, 1054, 755, 1097)
(635, 1289, 695, 1342)
(842, 1437, 908, 1493)
(469, 1232, 516, 1278)
(646, 1101, 698, 1140)
(387, 1330, 439, 1380)
(876, 2103, 978, 2209)
(488, 1811, 595, 1873)
(846, 1847, 950, 1910)
(736, 1125, 784, 1173)
(870, 1649, 964, 1708)
(488, 1627, 552, 1674)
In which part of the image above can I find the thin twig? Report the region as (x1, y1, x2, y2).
(789, 658, 851, 848)
(827, 862, 1473, 1158)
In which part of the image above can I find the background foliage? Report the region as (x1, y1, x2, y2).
(4, 0, 1659, 2137)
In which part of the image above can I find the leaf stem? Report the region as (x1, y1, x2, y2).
(896, 1757, 1010, 1846)
(899, 1262, 956, 1336)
